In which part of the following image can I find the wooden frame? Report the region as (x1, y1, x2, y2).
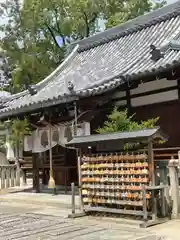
(67, 128, 168, 225)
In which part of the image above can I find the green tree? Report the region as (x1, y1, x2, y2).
(97, 108, 159, 134)
(0, 0, 64, 93)
(4, 118, 31, 160)
(106, 0, 166, 28)
(96, 108, 161, 150)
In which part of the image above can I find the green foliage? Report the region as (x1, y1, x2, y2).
(96, 108, 159, 134)
(96, 108, 161, 150)
(7, 119, 31, 147)
(0, 0, 166, 93)
(105, 0, 166, 28)
(10, 119, 31, 147)
(0, 0, 64, 93)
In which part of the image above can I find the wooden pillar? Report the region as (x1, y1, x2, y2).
(6, 167, 10, 188)
(21, 170, 27, 186)
(1, 167, 5, 189)
(177, 79, 180, 99)
(77, 150, 83, 211)
(142, 185, 148, 222)
(148, 141, 155, 185)
(15, 145, 21, 187)
(148, 141, 157, 220)
(10, 167, 15, 187)
(161, 185, 166, 217)
(126, 88, 132, 116)
(32, 153, 40, 193)
(42, 152, 46, 185)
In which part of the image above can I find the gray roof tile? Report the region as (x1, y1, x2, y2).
(66, 127, 167, 147)
(1, 1, 180, 118)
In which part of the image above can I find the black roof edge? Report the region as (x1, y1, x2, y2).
(0, 95, 79, 120)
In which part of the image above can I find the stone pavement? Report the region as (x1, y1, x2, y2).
(0, 201, 166, 240)
(151, 219, 180, 240)
(0, 191, 80, 209)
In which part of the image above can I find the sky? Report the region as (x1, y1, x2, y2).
(168, 0, 178, 2)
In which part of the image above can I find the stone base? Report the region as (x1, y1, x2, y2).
(140, 218, 169, 228)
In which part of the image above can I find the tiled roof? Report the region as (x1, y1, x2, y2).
(1, 1, 180, 118)
(66, 127, 167, 147)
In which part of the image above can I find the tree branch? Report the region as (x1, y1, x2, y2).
(89, 12, 98, 24)
(83, 12, 90, 37)
(45, 23, 59, 47)
(54, 8, 66, 45)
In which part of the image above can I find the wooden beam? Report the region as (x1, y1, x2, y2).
(84, 206, 150, 216)
(126, 88, 132, 115)
(113, 85, 178, 103)
(177, 79, 180, 99)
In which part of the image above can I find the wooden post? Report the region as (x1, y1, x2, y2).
(142, 186, 148, 222)
(48, 125, 56, 192)
(6, 167, 10, 188)
(32, 154, 36, 190)
(148, 141, 155, 184)
(42, 152, 46, 185)
(22, 170, 27, 186)
(10, 167, 15, 187)
(15, 144, 20, 186)
(77, 149, 83, 211)
(148, 140, 157, 220)
(161, 185, 166, 217)
(126, 88, 132, 116)
(164, 185, 171, 219)
(32, 153, 40, 193)
(15, 166, 20, 186)
(1, 167, 5, 189)
(71, 182, 75, 215)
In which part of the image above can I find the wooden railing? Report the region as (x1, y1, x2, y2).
(0, 165, 20, 189)
(153, 147, 180, 162)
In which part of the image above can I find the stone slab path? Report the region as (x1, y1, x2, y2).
(0, 202, 164, 240)
(0, 212, 158, 240)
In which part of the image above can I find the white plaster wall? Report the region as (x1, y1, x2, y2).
(112, 78, 178, 107)
(131, 89, 178, 107)
(131, 78, 177, 95)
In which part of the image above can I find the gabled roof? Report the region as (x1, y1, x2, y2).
(66, 127, 167, 147)
(1, 1, 180, 118)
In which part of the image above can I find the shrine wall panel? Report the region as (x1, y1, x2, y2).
(131, 89, 178, 107)
(133, 101, 180, 147)
(112, 78, 178, 107)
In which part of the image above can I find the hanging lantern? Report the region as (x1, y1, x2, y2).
(52, 130, 59, 142)
(64, 126, 73, 142)
(41, 130, 49, 147)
